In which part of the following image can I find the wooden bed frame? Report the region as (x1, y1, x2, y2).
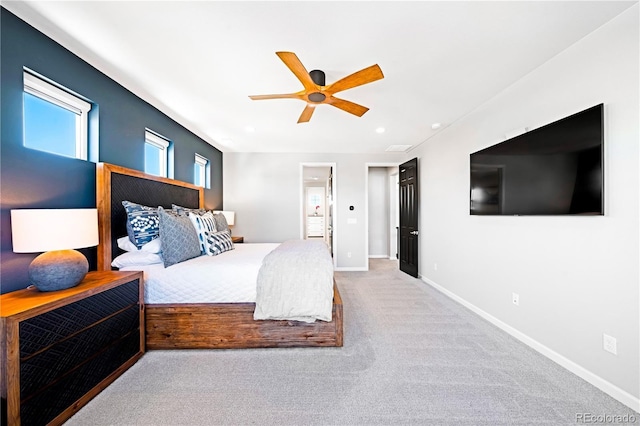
(96, 163, 343, 349)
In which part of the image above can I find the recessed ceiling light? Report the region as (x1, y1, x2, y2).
(375, 127, 385, 134)
(431, 123, 442, 130)
(245, 126, 255, 133)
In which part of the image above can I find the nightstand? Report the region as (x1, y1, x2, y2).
(232, 236, 244, 243)
(1, 270, 144, 426)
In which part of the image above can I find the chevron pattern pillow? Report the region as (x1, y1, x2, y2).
(158, 206, 201, 267)
(205, 230, 234, 256)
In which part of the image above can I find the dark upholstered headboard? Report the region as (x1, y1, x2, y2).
(96, 163, 203, 270)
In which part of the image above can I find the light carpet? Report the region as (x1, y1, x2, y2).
(67, 259, 637, 425)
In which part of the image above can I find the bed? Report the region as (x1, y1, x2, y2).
(96, 162, 343, 349)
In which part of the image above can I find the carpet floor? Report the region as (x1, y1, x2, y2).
(67, 259, 637, 425)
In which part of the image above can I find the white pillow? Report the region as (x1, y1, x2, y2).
(117, 236, 162, 253)
(140, 237, 162, 253)
(111, 251, 163, 268)
(117, 236, 138, 252)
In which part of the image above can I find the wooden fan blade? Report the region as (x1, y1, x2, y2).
(297, 105, 315, 123)
(327, 96, 369, 117)
(325, 64, 384, 95)
(276, 51, 317, 92)
(249, 93, 300, 100)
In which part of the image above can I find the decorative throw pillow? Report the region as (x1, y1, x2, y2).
(188, 211, 217, 254)
(205, 230, 234, 256)
(122, 201, 159, 249)
(158, 206, 201, 267)
(212, 212, 229, 233)
(172, 204, 206, 216)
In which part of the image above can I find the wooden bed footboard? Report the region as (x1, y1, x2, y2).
(146, 282, 343, 349)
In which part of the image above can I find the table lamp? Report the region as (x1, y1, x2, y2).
(11, 209, 99, 292)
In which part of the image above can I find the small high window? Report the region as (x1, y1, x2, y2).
(144, 130, 170, 177)
(23, 70, 92, 159)
(194, 154, 210, 188)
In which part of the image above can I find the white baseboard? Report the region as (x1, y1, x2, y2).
(420, 275, 640, 413)
(368, 255, 389, 259)
(335, 266, 368, 272)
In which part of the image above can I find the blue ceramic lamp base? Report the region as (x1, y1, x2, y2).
(29, 249, 89, 292)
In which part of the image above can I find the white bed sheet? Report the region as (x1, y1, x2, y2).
(121, 243, 279, 304)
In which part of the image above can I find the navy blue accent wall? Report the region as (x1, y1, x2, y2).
(0, 9, 223, 294)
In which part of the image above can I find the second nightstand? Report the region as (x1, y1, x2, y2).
(232, 236, 244, 243)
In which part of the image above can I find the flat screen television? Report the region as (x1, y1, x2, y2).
(470, 104, 604, 216)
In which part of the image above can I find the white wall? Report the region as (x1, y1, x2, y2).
(223, 152, 405, 270)
(368, 167, 390, 257)
(412, 6, 639, 408)
(389, 171, 399, 260)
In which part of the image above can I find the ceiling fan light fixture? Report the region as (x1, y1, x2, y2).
(249, 52, 384, 123)
(308, 92, 326, 103)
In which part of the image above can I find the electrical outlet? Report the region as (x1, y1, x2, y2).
(434, 263, 438, 271)
(603, 334, 617, 355)
(347, 252, 352, 258)
(512, 293, 519, 306)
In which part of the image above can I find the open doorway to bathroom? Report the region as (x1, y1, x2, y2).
(301, 163, 336, 261)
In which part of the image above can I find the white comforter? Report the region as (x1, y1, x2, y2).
(122, 243, 279, 304)
(253, 240, 334, 323)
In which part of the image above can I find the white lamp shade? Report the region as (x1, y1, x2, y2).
(214, 211, 235, 226)
(11, 209, 99, 253)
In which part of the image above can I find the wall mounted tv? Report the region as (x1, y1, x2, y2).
(470, 104, 604, 216)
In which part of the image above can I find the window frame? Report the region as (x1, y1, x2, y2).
(23, 70, 92, 160)
(194, 153, 209, 188)
(144, 130, 171, 178)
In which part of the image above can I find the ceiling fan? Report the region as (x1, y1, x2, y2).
(249, 52, 384, 123)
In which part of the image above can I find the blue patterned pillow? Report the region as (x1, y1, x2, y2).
(205, 230, 234, 256)
(122, 201, 160, 249)
(188, 211, 217, 254)
(158, 207, 201, 267)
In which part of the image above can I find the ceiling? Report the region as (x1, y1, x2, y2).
(303, 166, 332, 184)
(4, 1, 635, 154)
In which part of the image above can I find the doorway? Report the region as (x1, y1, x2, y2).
(366, 163, 400, 267)
(301, 163, 336, 262)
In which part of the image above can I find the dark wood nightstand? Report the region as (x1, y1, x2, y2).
(0, 270, 144, 426)
(232, 236, 244, 243)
